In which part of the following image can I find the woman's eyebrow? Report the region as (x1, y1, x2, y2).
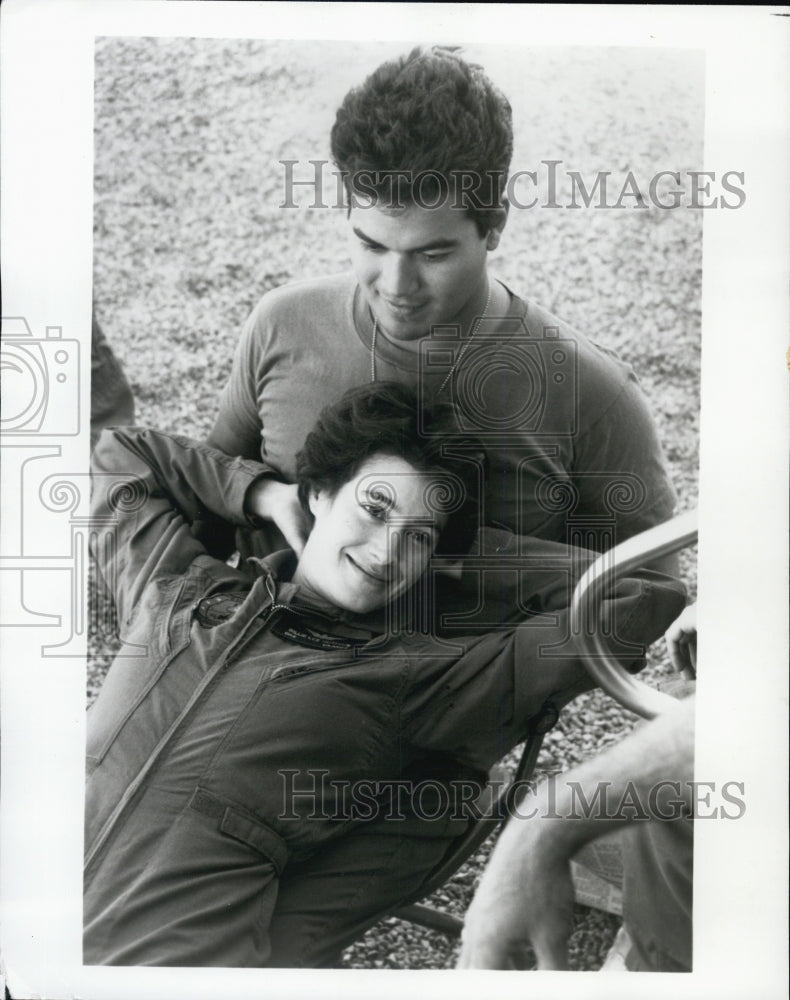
(366, 487, 395, 508)
(352, 225, 459, 253)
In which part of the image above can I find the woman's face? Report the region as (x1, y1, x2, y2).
(293, 452, 449, 614)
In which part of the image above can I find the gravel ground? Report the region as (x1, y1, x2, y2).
(90, 37, 701, 971)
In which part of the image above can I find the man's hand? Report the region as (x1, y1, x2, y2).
(665, 601, 697, 675)
(458, 697, 695, 970)
(457, 793, 574, 970)
(245, 478, 311, 557)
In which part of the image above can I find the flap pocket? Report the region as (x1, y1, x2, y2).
(121, 575, 196, 661)
(190, 789, 288, 875)
(220, 810, 288, 876)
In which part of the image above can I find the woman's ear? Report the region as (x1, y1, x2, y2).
(308, 487, 329, 520)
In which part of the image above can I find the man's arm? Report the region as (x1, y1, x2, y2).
(207, 304, 311, 554)
(91, 427, 267, 626)
(573, 367, 681, 577)
(441, 364, 682, 605)
(456, 695, 695, 970)
(207, 307, 265, 460)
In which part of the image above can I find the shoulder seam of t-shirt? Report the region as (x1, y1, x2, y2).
(520, 294, 638, 416)
(258, 272, 355, 311)
(247, 274, 358, 354)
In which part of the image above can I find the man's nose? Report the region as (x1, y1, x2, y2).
(379, 253, 419, 299)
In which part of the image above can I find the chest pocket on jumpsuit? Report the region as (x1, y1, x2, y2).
(86, 574, 199, 773)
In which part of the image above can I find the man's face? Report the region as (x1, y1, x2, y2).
(295, 453, 448, 614)
(349, 199, 498, 342)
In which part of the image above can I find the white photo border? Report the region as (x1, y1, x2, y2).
(1, 3, 788, 999)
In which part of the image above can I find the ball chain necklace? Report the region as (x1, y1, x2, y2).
(369, 282, 492, 393)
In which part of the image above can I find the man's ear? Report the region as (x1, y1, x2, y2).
(486, 200, 509, 251)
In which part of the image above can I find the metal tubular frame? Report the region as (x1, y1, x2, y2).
(571, 508, 698, 719)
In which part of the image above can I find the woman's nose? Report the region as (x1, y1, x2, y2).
(367, 525, 395, 568)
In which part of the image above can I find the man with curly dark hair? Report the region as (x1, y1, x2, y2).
(330, 45, 512, 238)
(206, 46, 680, 966)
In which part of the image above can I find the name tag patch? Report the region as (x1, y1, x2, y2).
(271, 620, 368, 651)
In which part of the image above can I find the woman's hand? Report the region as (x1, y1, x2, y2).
(664, 601, 697, 675)
(245, 478, 311, 556)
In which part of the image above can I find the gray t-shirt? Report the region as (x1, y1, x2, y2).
(210, 273, 677, 553)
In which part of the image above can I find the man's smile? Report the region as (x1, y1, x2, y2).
(379, 296, 428, 317)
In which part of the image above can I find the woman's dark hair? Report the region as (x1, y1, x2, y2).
(331, 46, 513, 237)
(295, 382, 485, 555)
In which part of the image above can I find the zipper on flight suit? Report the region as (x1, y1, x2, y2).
(258, 574, 376, 682)
(86, 574, 379, 873)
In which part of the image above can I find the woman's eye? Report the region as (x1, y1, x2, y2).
(361, 242, 384, 254)
(407, 530, 432, 548)
(361, 503, 387, 520)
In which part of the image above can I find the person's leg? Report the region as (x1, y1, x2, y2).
(90, 307, 135, 448)
(622, 816, 693, 972)
(85, 789, 283, 967)
(265, 814, 468, 967)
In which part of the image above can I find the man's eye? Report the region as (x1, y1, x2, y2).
(421, 252, 450, 262)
